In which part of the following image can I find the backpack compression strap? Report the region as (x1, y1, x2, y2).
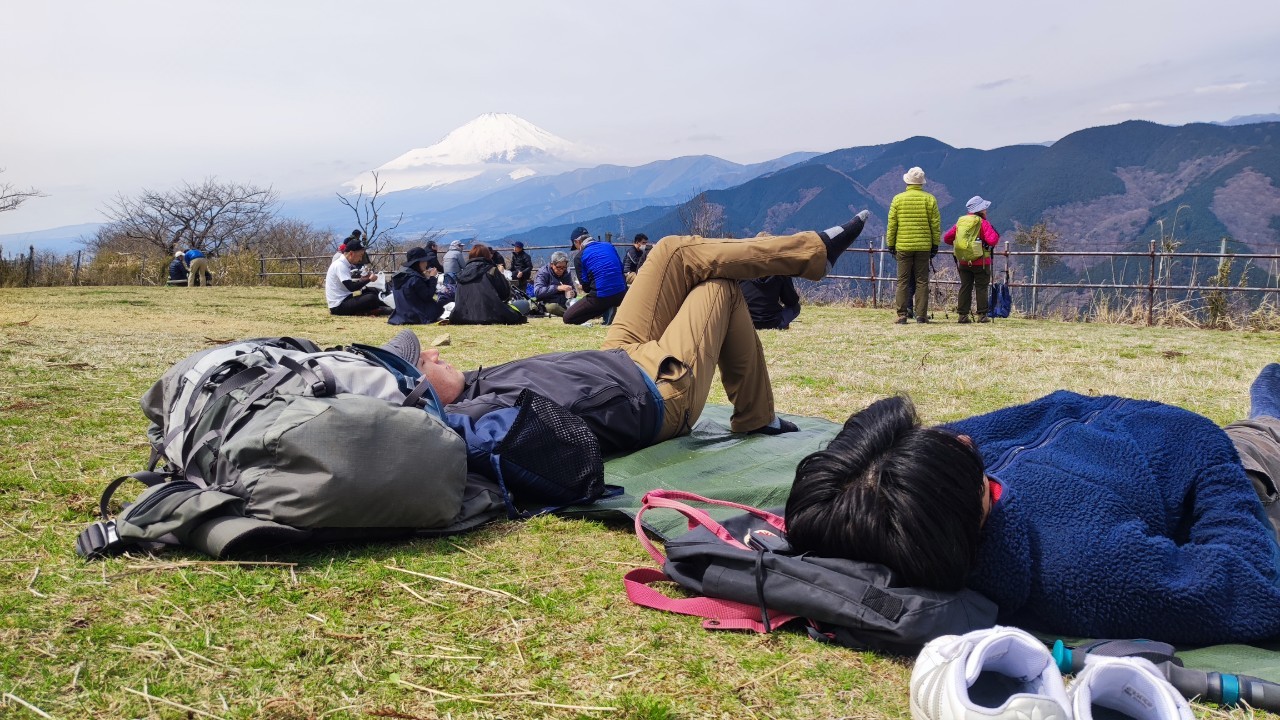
(75, 471, 173, 559)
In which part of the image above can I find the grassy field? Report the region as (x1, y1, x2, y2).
(1, 285, 1277, 719)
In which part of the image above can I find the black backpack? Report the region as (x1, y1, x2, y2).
(624, 491, 998, 655)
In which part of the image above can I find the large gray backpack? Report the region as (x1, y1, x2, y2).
(76, 337, 483, 559)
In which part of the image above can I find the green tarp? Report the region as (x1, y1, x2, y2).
(570, 405, 1280, 682)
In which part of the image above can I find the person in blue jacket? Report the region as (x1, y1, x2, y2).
(564, 226, 627, 325)
(388, 246, 446, 325)
(184, 247, 211, 287)
(784, 368, 1280, 644)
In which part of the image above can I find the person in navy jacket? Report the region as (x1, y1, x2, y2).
(785, 366, 1280, 644)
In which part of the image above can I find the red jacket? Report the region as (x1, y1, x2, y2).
(943, 215, 1000, 267)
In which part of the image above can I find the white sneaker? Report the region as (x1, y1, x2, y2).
(1068, 656, 1192, 720)
(911, 626, 1071, 720)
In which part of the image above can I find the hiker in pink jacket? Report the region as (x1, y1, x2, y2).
(943, 196, 1001, 323)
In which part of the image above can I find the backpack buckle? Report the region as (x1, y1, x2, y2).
(75, 519, 126, 559)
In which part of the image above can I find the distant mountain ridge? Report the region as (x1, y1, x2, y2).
(506, 120, 1280, 284)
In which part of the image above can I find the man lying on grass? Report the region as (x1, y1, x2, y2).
(783, 366, 1280, 644)
(381, 212, 870, 455)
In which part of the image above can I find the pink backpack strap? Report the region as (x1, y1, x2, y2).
(623, 568, 798, 634)
(632, 489, 786, 565)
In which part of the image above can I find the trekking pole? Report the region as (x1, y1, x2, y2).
(1052, 639, 1280, 712)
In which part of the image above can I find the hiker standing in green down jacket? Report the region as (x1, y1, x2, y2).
(886, 166, 941, 324)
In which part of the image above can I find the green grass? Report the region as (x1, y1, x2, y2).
(1, 286, 1277, 719)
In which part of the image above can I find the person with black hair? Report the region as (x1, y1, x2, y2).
(623, 233, 650, 284)
(325, 235, 385, 315)
(508, 241, 534, 296)
(384, 212, 869, 453)
(784, 370, 1280, 644)
(564, 226, 628, 325)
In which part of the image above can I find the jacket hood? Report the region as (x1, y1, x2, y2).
(457, 258, 492, 282)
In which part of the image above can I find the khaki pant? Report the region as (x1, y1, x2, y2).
(188, 257, 209, 287)
(602, 232, 827, 439)
(895, 251, 930, 319)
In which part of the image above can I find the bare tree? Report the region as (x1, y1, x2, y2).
(1012, 221, 1062, 271)
(677, 191, 726, 237)
(0, 169, 46, 213)
(99, 178, 277, 255)
(336, 171, 403, 251)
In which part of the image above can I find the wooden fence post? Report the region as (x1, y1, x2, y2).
(297, 257, 304, 288)
(26, 245, 35, 286)
(73, 250, 82, 286)
(867, 240, 878, 309)
(259, 253, 266, 285)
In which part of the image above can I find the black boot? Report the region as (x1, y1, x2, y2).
(819, 210, 870, 268)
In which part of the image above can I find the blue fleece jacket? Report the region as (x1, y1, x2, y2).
(948, 391, 1280, 644)
(578, 241, 627, 299)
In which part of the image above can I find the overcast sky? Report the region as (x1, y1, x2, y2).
(2, 0, 1278, 234)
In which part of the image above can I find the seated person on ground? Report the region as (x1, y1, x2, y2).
(508, 241, 534, 296)
(167, 251, 189, 285)
(623, 233, 650, 284)
(564, 226, 627, 326)
(531, 251, 577, 317)
(325, 235, 385, 316)
(449, 243, 525, 325)
(421, 240, 445, 274)
(388, 246, 446, 325)
(442, 239, 466, 285)
(380, 211, 869, 455)
(784, 371, 1280, 645)
(741, 275, 801, 330)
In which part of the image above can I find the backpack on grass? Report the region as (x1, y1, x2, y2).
(624, 491, 998, 654)
(988, 282, 1012, 318)
(76, 337, 605, 559)
(952, 215, 987, 263)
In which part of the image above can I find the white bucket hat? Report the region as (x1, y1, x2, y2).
(903, 167, 926, 185)
(966, 196, 992, 214)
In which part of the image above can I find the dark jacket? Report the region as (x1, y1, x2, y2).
(447, 349, 662, 454)
(953, 391, 1280, 644)
(532, 264, 573, 305)
(624, 246, 648, 275)
(575, 241, 627, 298)
(388, 267, 444, 325)
(168, 258, 189, 283)
(741, 276, 801, 329)
(509, 250, 534, 281)
(451, 259, 525, 325)
(422, 245, 445, 274)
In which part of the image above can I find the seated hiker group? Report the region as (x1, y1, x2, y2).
(325, 226, 803, 331)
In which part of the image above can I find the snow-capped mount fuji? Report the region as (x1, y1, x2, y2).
(345, 113, 591, 195)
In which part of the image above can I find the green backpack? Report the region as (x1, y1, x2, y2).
(952, 215, 987, 263)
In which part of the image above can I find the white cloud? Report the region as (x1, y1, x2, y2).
(1194, 81, 1261, 94)
(1101, 100, 1167, 114)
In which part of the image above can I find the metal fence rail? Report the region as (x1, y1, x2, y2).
(824, 239, 1280, 325)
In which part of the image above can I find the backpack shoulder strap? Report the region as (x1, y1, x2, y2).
(622, 567, 799, 633)
(633, 489, 785, 564)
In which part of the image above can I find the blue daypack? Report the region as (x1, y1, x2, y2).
(988, 283, 1012, 318)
